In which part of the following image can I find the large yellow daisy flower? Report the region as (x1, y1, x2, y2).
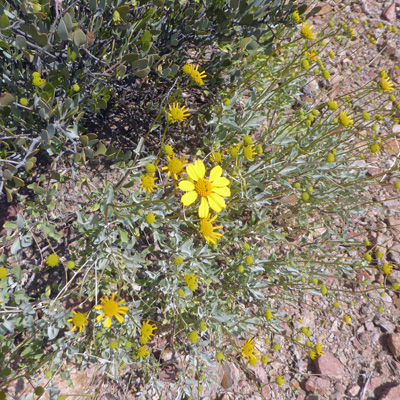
(94, 293, 129, 328)
(178, 160, 230, 218)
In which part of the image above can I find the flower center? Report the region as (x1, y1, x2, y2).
(168, 159, 183, 173)
(72, 313, 85, 326)
(103, 301, 118, 316)
(172, 108, 183, 119)
(200, 220, 213, 237)
(142, 176, 154, 189)
(195, 178, 212, 197)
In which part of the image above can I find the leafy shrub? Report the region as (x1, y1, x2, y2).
(1, 1, 400, 399)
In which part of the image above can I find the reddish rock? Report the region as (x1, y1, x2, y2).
(296, 392, 306, 400)
(305, 376, 331, 395)
(369, 377, 382, 394)
(348, 384, 361, 396)
(387, 334, 400, 358)
(380, 385, 400, 400)
(314, 351, 345, 382)
(382, 3, 396, 22)
(262, 384, 270, 397)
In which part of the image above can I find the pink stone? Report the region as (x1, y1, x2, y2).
(387, 334, 400, 358)
(314, 351, 345, 382)
(305, 376, 331, 395)
(382, 3, 396, 22)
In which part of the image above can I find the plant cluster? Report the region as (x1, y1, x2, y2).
(0, 0, 400, 399)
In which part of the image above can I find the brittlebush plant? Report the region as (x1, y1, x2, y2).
(1, 1, 400, 399)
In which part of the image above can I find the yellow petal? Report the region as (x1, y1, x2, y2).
(111, 293, 116, 301)
(209, 165, 222, 182)
(199, 197, 209, 218)
(194, 160, 205, 179)
(104, 317, 112, 328)
(212, 177, 230, 187)
(67, 318, 73, 322)
(208, 193, 226, 213)
(94, 304, 103, 309)
(71, 326, 76, 332)
(181, 191, 198, 206)
(212, 186, 230, 197)
(179, 180, 195, 192)
(96, 313, 105, 323)
(115, 314, 124, 323)
(187, 164, 200, 181)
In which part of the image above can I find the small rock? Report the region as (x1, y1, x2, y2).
(380, 384, 400, 400)
(393, 124, 400, 134)
(262, 385, 270, 397)
(314, 351, 345, 382)
(374, 316, 396, 333)
(369, 377, 382, 393)
(334, 382, 346, 393)
(316, 4, 332, 15)
(365, 321, 375, 331)
(347, 384, 361, 396)
(388, 243, 400, 264)
(387, 334, 400, 358)
(305, 376, 331, 395)
(382, 2, 396, 21)
(296, 391, 306, 400)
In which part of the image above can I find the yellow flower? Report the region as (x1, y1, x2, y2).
(369, 143, 380, 154)
(146, 212, 156, 224)
(381, 76, 394, 93)
(184, 273, 198, 291)
(315, 342, 325, 356)
(179, 160, 230, 218)
(309, 350, 316, 360)
(339, 110, 353, 126)
(0, 267, 7, 279)
(33, 76, 45, 87)
(304, 49, 319, 61)
(301, 327, 311, 337)
(46, 254, 59, 267)
(301, 22, 317, 40)
(141, 174, 157, 193)
(67, 311, 89, 333)
(243, 145, 256, 161)
(94, 293, 129, 328)
(327, 100, 338, 111)
(382, 263, 393, 275)
(343, 315, 351, 324)
(164, 144, 174, 156)
(228, 143, 241, 157)
(265, 309, 273, 321)
(243, 135, 253, 145)
(276, 376, 284, 386)
(141, 320, 157, 340)
(167, 103, 190, 123)
(199, 214, 223, 245)
(210, 150, 223, 164)
(292, 10, 302, 23)
(162, 153, 186, 180)
(136, 345, 149, 358)
(241, 338, 260, 362)
(189, 64, 207, 85)
(379, 68, 388, 78)
(189, 330, 199, 343)
(182, 63, 194, 75)
(19, 98, 28, 106)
